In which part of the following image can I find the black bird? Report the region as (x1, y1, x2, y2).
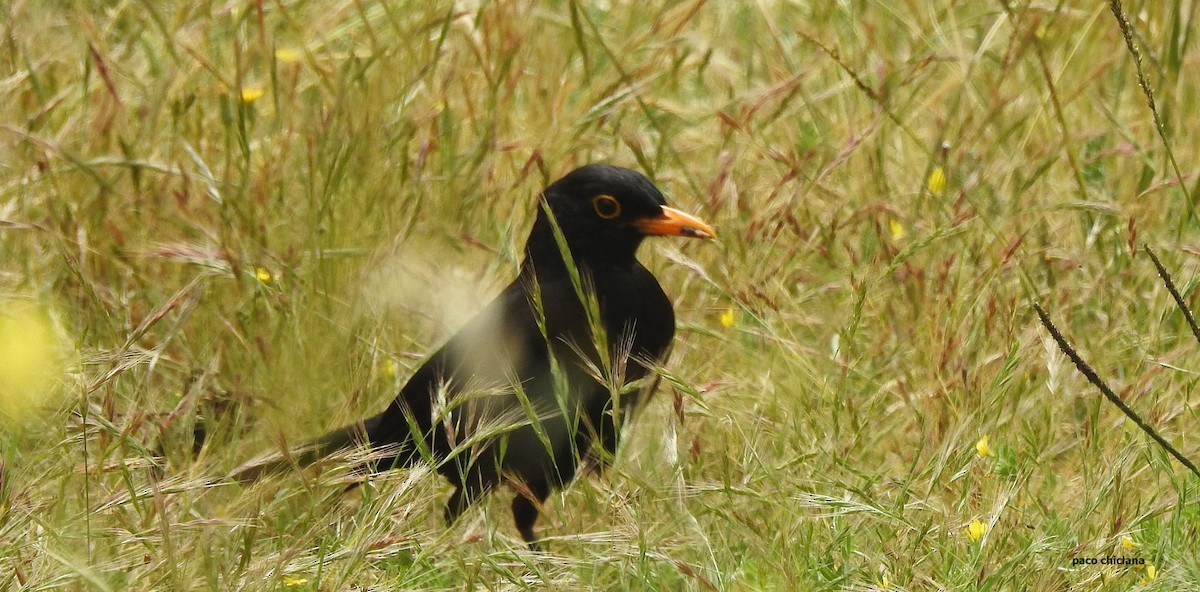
(234, 164, 715, 546)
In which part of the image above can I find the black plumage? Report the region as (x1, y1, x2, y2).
(234, 164, 715, 546)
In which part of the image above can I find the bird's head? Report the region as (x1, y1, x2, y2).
(524, 164, 715, 272)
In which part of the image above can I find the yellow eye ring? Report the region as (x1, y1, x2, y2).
(592, 195, 621, 219)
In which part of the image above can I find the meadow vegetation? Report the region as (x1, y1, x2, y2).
(1, 0, 1198, 589)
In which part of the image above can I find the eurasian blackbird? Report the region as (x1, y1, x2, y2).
(234, 164, 715, 547)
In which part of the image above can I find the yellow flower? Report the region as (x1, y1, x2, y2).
(383, 358, 397, 378)
(888, 219, 905, 240)
(241, 87, 265, 104)
(0, 300, 71, 423)
(282, 575, 309, 587)
(927, 166, 947, 195)
(275, 48, 302, 63)
(1121, 535, 1139, 549)
(1143, 564, 1156, 583)
(254, 267, 273, 283)
(976, 435, 992, 457)
(966, 519, 987, 543)
(719, 308, 735, 328)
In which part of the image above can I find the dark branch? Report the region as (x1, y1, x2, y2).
(1144, 245, 1200, 348)
(1032, 302, 1200, 480)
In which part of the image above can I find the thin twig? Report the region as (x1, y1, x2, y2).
(1144, 245, 1200, 347)
(1033, 302, 1200, 480)
(1107, 0, 1197, 229)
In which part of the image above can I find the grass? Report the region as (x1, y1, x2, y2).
(2, 0, 1199, 589)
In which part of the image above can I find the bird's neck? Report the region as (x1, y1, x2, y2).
(520, 221, 641, 280)
(519, 245, 632, 282)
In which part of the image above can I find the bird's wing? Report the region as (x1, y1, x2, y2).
(358, 272, 601, 456)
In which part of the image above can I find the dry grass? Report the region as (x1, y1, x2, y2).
(2, 0, 1199, 589)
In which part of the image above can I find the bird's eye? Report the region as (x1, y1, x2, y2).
(592, 195, 621, 219)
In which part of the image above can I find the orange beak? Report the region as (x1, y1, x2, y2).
(634, 206, 716, 239)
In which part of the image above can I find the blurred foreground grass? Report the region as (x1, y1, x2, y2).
(1, 1, 1199, 589)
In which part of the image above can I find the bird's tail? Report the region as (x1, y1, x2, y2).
(228, 410, 412, 484)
